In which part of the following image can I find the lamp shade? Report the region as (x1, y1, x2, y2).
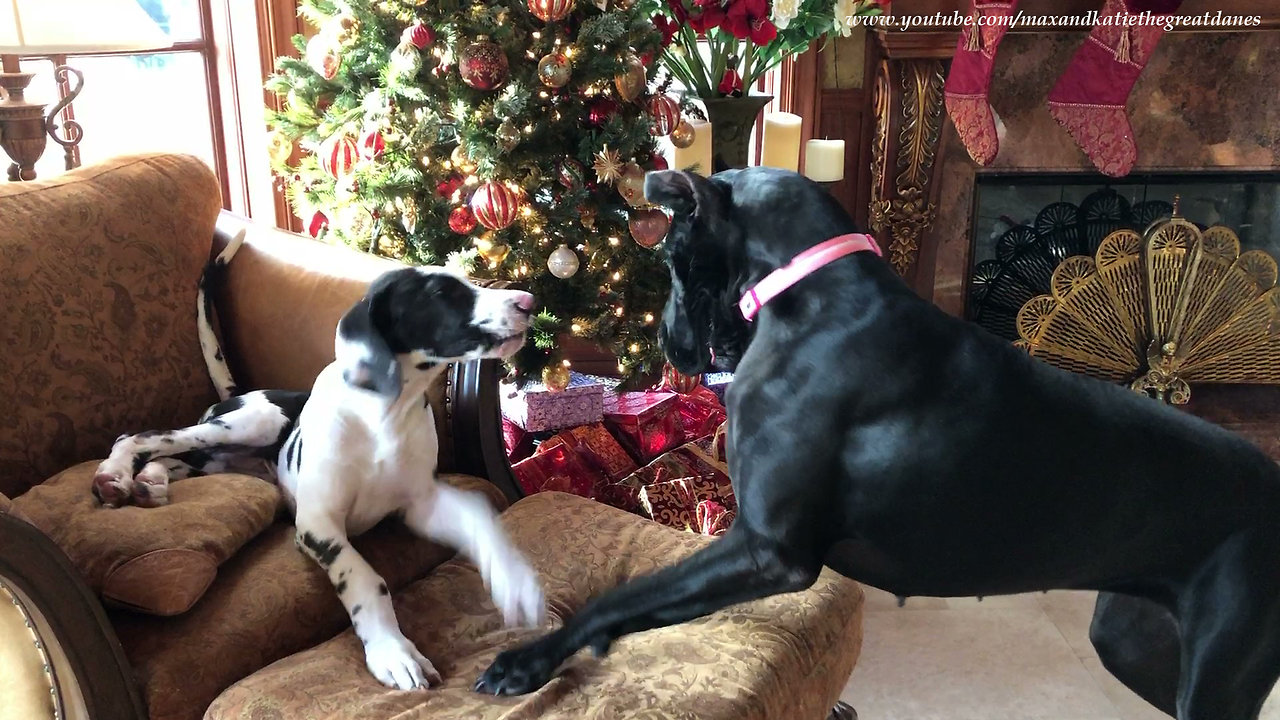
(0, 0, 170, 55)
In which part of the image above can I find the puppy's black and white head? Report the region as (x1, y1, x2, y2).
(336, 268, 534, 398)
(645, 167, 857, 376)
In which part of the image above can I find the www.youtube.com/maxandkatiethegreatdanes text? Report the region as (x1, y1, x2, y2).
(850, 10, 1263, 32)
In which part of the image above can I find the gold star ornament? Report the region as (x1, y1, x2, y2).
(593, 145, 624, 184)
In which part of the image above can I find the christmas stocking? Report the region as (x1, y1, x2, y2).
(1046, 0, 1183, 177)
(944, 0, 1020, 166)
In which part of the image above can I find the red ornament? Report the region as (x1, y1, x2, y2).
(587, 97, 619, 127)
(647, 95, 680, 135)
(629, 206, 671, 248)
(403, 22, 435, 50)
(718, 69, 743, 96)
(321, 134, 359, 178)
(527, 0, 574, 22)
(306, 209, 329, 238)
(470, 181, 522, 230)
(459, 37, 509, 90)
(662, 362, 702, 393)
(436, 174, 464, 197)
(315, 94, 334, 114)
(360, 129, 385, 160)
(449, 206, 477, 234)
(650, 154, 669, 171)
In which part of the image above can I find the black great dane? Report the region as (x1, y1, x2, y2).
(477, 167, 1280, 720)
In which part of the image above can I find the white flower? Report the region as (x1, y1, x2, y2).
(771, 0, 801, 30)
(832, 0, 858, 36)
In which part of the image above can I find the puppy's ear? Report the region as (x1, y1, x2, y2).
(335, 291, 403, 400)
(646, 170, 710, 216)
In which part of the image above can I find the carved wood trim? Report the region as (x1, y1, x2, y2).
(869, 58, 945, 281)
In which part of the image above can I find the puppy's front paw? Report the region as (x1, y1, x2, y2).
(487, 554, 545, 628)
(91, 466, 134, 508)
(474, 635, 563, 696)
(364, 634, 441, 691)
(131, 462, 170, 508)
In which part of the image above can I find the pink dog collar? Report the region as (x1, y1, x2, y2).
(738, 233, 882, 321)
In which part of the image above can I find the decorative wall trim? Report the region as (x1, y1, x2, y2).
(869, 59, 945, 277)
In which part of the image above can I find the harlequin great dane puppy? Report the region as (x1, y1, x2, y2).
(93, 230, 545, 690)
(477, 168, 1280, 720)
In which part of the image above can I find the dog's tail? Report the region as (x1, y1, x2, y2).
(197, 227, 247, 402)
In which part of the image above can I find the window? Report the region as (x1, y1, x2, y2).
(18, 0, 228, 204)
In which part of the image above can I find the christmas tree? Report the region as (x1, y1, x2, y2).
(266, 0, 688, 385)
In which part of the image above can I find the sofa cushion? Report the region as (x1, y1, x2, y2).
(108, 473, 506, 720)
(0, 154, 223, 497)
(10, 461, 280, 616)
(205, 492, 865, 720)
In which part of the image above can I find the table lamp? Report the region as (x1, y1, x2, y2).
(0, 0, 169, 181)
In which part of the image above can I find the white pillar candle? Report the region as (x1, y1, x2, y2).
(803, 139, 846, 182)
(760, 112, 802, 171)
(671, 120, 713, 176)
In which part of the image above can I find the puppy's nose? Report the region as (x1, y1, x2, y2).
(511, 291, 535, 316)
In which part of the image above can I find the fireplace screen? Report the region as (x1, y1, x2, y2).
(967, 175, 1280, 342)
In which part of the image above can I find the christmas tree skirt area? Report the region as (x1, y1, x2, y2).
(503, 371, 736, 536)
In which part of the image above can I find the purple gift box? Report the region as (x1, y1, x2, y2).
(704, 372, 733, 403)
(501, 372, 605, 432)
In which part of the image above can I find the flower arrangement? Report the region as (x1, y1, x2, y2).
(652, 0, 889, 98)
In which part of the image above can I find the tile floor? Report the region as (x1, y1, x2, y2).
(840, 587, 1280, 720)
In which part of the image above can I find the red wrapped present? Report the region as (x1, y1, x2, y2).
(510, 441, 599, 499)
(502, 416, 535, 463)
(535, 423, 637, 482)
(628, 432, 737, 535)
(674, 385, 726, 443)
(604, 391, 684, 463)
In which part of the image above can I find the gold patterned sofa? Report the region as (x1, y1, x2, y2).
(0, 153, 864, 720)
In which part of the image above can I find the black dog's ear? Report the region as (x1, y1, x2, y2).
(645, 170, 706, 216)
(335, 291, 403, 400)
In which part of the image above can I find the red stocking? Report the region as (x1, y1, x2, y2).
(1046, 0, 1183, 177)
(944, 0, 1020, 166)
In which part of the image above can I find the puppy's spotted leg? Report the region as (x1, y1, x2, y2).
(405, 483, 545, 628)
(294, 512, 440, 690)
(93, 392, 293, 507)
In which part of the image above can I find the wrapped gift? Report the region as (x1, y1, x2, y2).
(502, 416, 535, 463)
(673, 385, 726, 443)
(511, 441, 599, 498)
(603, 391, 685, 463)
(626, 432, 737, 535)
(502, 372, 604, 432)
(703, 372, 733, 403)
(535, 424, 637, 482)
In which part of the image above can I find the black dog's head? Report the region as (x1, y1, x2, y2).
(336, 268, 534, 399)
(645, 167, 856, 376)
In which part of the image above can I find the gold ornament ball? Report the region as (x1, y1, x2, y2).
(496, 120, 521, 151)
(547, 243, 580, 279)
(451, 145, 477, 174)
(616, 162, 647, 207)
(613, 54, 646, 102)
(474, 236, 512, 266)
(542, 364, 571, 393)
(537, 51, 572, 89)
(670, 119, 696, 149)
(266, 131, 292, 166)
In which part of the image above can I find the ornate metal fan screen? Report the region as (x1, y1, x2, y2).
(1013, 203, 1280, 404)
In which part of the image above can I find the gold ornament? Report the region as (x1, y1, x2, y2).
(616, 162, 647, 207)
(537, 51, 572, 89)
(547, 243, 580, 278)
(496, 120, 521, 151)
(377, 233, 407, 258)
(266, 131, 292, 166)
(670, 119, 696, 149)
(580, 206, 596, 230)
(542, 363, 571, 392)
(474, 235, 511, 266)
(329, 12, 359, 45)
(451, 144, 477, 174)
(613, 53, 646, 102)
(395, 196, 418, 234)
(593, 145, 624, 184)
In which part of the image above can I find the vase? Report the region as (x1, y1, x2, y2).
(699, 95, 773, 171)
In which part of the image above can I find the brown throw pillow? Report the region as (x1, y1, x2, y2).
(10, 461, 280, 616)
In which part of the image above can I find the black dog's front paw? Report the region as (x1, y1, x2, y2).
(474, 637, 564, 696)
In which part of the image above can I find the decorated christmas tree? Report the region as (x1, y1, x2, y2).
(266, 0, 690, 385)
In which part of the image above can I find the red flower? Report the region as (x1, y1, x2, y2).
(665, 0, 688, 22)
(688, 4, 726, 34)
(652, 14, 679, 46)
(724, 0, 776, 44)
